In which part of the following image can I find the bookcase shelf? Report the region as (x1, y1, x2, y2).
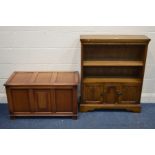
(80, 35, 150, 112)
(83, 77, 142, 83)
(83, 66, 143, 78)
(83, 60, 144, 66)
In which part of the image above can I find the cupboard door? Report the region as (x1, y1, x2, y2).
(83, 84, 103, 103)
(11, 89, 30, 112)
(120, 84, 141, 104)
(34, 89, 52, 112)
(104, 84, 121, 104)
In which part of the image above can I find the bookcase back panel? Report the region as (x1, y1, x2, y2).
(83, 66, 143, 78)
(83, 44, 145, 61)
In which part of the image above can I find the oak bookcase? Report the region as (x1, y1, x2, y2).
(80, 35, 150, 112)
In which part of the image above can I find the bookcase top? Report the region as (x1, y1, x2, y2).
(80, 35, 150, 43)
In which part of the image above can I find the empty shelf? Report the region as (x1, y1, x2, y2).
(83, 77, 142, 83)
(83, 61, 144, 66)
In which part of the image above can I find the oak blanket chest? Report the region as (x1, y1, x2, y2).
(4, 71, 79, 119)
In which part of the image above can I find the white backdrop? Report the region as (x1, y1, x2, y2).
(0, 26, 155, 103)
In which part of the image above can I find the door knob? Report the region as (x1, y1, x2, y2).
(117, 92, 123, 96)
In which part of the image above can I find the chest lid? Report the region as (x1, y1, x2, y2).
(4, 71, 79, 86)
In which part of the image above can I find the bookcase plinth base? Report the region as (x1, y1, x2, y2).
(80, 104, 141, 113)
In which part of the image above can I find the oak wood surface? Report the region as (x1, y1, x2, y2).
(84, 84, 103, 103)
(83, 44, 145, 61)
(83, 83, 141, 105)
(80, 35, 150, 112)
(80, 35, 150, 43)
(83, 66, 142, 78)
(83, 60, 144, 66)
(5, 71, 79, 119)
(83, 77, 142, 83)
(80, 104, 141, 112)
(5, 71, 79, 86)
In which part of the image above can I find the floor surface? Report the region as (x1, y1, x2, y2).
(0, 104, 155, 129)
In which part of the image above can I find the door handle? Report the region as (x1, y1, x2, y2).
(117, 92, 123, 96)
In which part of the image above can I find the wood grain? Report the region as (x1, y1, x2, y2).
(80, 104, 141, 112)
(80, 35, 150, 43)
(4, 71, 79, 86)
(80, 35, 150, 112)
(83, 77, 142, 83)
(5, 71, 79, 119)
(83, 61, 144, 66)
